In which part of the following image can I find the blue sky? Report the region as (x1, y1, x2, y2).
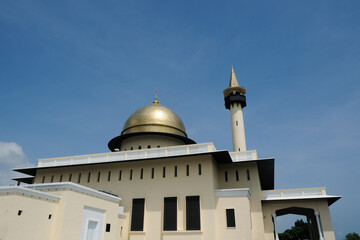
(0, 0, 359, 238)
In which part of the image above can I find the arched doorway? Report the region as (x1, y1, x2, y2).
(272, 207, 324, 240)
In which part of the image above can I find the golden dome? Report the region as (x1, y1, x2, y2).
(121, 101, 187, 137)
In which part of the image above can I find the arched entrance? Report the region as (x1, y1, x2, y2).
(272, 207, 324, 240)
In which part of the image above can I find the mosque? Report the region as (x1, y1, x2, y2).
(0, 69, 340, 240)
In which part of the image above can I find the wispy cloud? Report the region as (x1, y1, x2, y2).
(0, 141, 33, 185)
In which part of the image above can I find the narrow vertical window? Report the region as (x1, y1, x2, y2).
(226, 209, 236, 227)
(198, 164, 202, 175)
(236, 121, 238, 126)
(130, 169, 133, 180)
(138, 146, 141, 150)
(236, 170, 239, 181)
(131, 147, 133, 150)
(186, 165, 189, 176)
(97, 172, 101, 182)
(151, 168, 154, 179)
(140, 168, 143, 179)
(247, 169, 250, 181)
(174, 166, 177, 177)
(164, 197, 177, 231)
(78, 173, 81, 183)
(163, 167, 166, 178)
(51, 175, 54, 183)
(131, 198, 145, 231)
(42, 176, 45, 183)
(108, 171, 111, 181)
(119, 170, 122, 181)
(87, 172, 91, 183)
(59, 174, 63, 182)
(225, 171, 228, 182)
(186, 196, 200, 230)
(69, 174, 72, 181)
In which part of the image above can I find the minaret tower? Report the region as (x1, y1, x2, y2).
(223, 67, 247, 152)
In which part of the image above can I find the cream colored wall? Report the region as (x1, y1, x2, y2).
(215, 195, 252, 239)
(48, 189, 121, 240)
(0, 194, 57, 240)
(218, 162, 266, 240)
(262, 199, 336, 240)
(120, 135, 185, 151)
(34, 155, 226, 240)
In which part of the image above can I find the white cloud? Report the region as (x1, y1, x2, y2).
(0, 141, 33, 186)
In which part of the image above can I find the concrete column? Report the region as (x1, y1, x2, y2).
(315, 212, 324, 240)
(272, 214, 280, 240)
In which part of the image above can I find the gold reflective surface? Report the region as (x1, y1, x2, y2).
(122, 102, 187, 137)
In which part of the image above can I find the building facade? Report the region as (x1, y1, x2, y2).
(1, 69, 340, 240)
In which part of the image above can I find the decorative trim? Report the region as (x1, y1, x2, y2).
(0, 186, 60, 202)
(214, 188, 251, 198)
(24, 182, 121, 203)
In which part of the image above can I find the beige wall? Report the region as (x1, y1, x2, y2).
(218, 162, 266, 240)
(0, 194, 57, 240)
(33, 154, 271, 240)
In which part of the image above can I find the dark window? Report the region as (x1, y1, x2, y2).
(147, 145, 151, 149)
(119, 170, 122, 181)
(140, 168, 143, 179)
(69, 174, 72, 181)
(225, 171, 228, 182)
(247, 169, 250, 181)
(97, 172, 101, 182)
(164, 197, 177, 231)
(78, 173, 81, 183)
(51, 175, 54, 183)
(59, 174, 63, 182)
(108, 171, 111, 181)
(18, 210, 22, 216)
(236, 171, 239, 181)
(131, 198, 145, 231)
(157, 145, 160, 148)
(226, 209, 236, 227)
(236, 121, 238, 126)
(186, 196, 200, 230)
(42, 176, 45, 183)
(174, 166, 177, 177)
(198, 164, 202, 175)
(87, 172, 91, 183)
(106, 223, 111, 232)
(163, 167, 166, 178)
(131, 147, 133, 150)
(48, 214, 52, 219)
(151, 168, 154, 179)
(138, 146, 141, 149)
(186, 165, 189, 176)
(130, 169, 133, 180)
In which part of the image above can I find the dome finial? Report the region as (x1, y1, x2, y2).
(153, 89, 159, 104)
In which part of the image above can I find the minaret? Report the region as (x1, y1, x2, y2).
(223, 67, 247, 152)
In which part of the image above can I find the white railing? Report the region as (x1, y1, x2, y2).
(38, 143, 216, 167)
(229, 150, 258, 161)
(262, 187, 326, 200)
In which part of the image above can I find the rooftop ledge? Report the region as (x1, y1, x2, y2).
(37, 143, 258, 168)
(262, 187, 341, 206)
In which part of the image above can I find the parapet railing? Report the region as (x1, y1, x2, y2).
(262, 187, 326, 200)
(229, 150, 258, 161)
(38, 143, 217, 167)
